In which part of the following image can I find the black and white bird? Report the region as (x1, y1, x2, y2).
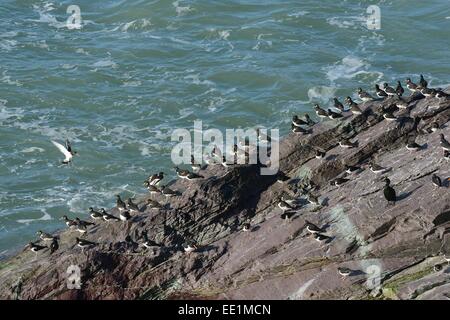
(395, 98, 408, 109)
(306, 193, 320, 206)
(431, 174, 442, 187)
(37, 230, 55, 242)
(75, 224, 87, 235)
(175, 166, 190, 179)
(369, 163, 386, 174)
(375, 84, 388, 98)
(116, 195, 127, 211)
(190, 155, 202, 172)
(339, 139, 358, 148)
(419, 74, 428, 88)
(27, 242, 46, 254)
(50, 238, 59, 254)
(313, 233, 332, 244)
(357, 88, 374, 102)
(76, 237, 96, 250)
(332, 177, 350, 186)
(291, 123, 312, 134)
(435, 90, 449, 100)
(327, 109, 343, 120)
(89, 207, 103, 220)
(144, 181, 162, 194)
(420, 87, 434, 98)
(183, 242, 197, 253)
(147, 172, 164, 186)
(344, 97, 362, 115)
(119, 210, 131, 221)
(314, 104, 328, 118)
(276, 172, 290, 184)
(146, 199, 163, 209)
(383, 111, 397, 121)
(161, 185, 178, 197)
(51, 140, 75, 164)
(337, 267, 352, 279)
(280, 211, 296, 222)
(405, 78, 419, 92)
(396, 81, 404, 97)
(61, 215, 77, 229)
(315, 149, 326, 159)
(383, 178, 396, 205)
(444, 150, 450, 161)
(345, 165, 360, 174)
(440, 134, 450, 151)
(278, 200, 294, 212)
(303, 114, 316, 126)
(383, 83, 397, 96)
(242, 222, 251, 232)
(305, 221, 325, 234)
(292, 115, 309, 127)
(101, 208, 120, 222)
(126, 198, 140, 213)
(333, 98, 346, 112)
(75, 217, 94, 228)
(406, 139, 422, 151)
(187, 172, 204, 180)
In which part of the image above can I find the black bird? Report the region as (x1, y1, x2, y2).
(432, 174, 442, 187)
(314, 104, 328, 118)
(291, 124, 312, 134)
(101, 208, 120, 222)
(292, 115, 309, 127)
(405, 78, 418, 92)
(304, 114, 316, 126)
(127, 198, 140, 213)
(328, 109, 343, 120)
(116, 195, 127, 211)
(333, 98, 345, 112)
(357, 88, 374, 102)
(396, 81, 404, 97)
(383, 178, 396, 205)
(50, 238, 59, 255)
(89, 207, 103, 220)
(187, 172, 204, 180)
(419, 74, 428, 88)
(375, 84, 388, 98)
(444, 150, 450, 161)
(383, 83, 397, 96)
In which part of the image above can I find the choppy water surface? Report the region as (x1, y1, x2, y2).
(1, 0, 450, 256)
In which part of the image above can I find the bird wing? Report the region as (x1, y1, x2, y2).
(52, 141, 72, 161)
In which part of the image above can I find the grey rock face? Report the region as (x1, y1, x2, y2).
(0, 91, 449, 300)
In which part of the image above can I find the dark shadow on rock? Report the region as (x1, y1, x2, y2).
(321, 197, 329, 207)
(325, 154, 338, 161)
(197, 245, 218, 253)
(398, 185, 422, 201)
(250, 225, 261, 232)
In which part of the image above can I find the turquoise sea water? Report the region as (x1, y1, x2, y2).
(1, 0, 450, 257)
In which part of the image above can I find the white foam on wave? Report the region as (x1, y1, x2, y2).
(21, 147, 45, 154)
(112, 18, 152, 32)
(287, 11, 309, 18)
(0, 70, 22, 86)
(325, 56, 383, 83)
(0, 39, 18, 52)
(91, 58, 117, 69)
(184, 73, 214, 86)
(17, 210, 52, 224)
(326, 15, 366, 29)
(307, 86, 337, 103)
(253, 34, 273, 51)
(173, 1, 193, 16)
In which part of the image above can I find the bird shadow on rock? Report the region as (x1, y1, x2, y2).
(397, 185, 422, 201)
(250, 225, 261, 232)
(325, 154, 338, 161)
(197, 245, 218, 253)
(321, 197, 329, 207)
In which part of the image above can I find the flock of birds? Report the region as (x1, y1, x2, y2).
(26, 74, 450, 282)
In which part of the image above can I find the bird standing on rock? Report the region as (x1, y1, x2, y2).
(333, 98, 346, 111)
(431, 174, 442, 187)
(344, 97, 362, 115)
(396, 81, 404, 97)
(383, 83, 397, 96)
(50, 238, 59, 254)
(126, 198, 140, 213)
(439, 134, 450, 151)
(147, 172, 164, 186)
(101, 208, 120, 222)
(144, 181, 162, 194)
(116, 195, 127, 211)
(61, 215, 77, 229)
(37, 230, 55, 241)
(89, 207, 103, 220)
(357, 88, 374, 102)
(419, 74, 428, 88)
(383, 178, 396, 205)
(375, 84, 388, 98)
(405, 78, 418, 92)
(314, 104, 328, 118)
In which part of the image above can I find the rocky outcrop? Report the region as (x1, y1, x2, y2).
(0, 90, 449, 300)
